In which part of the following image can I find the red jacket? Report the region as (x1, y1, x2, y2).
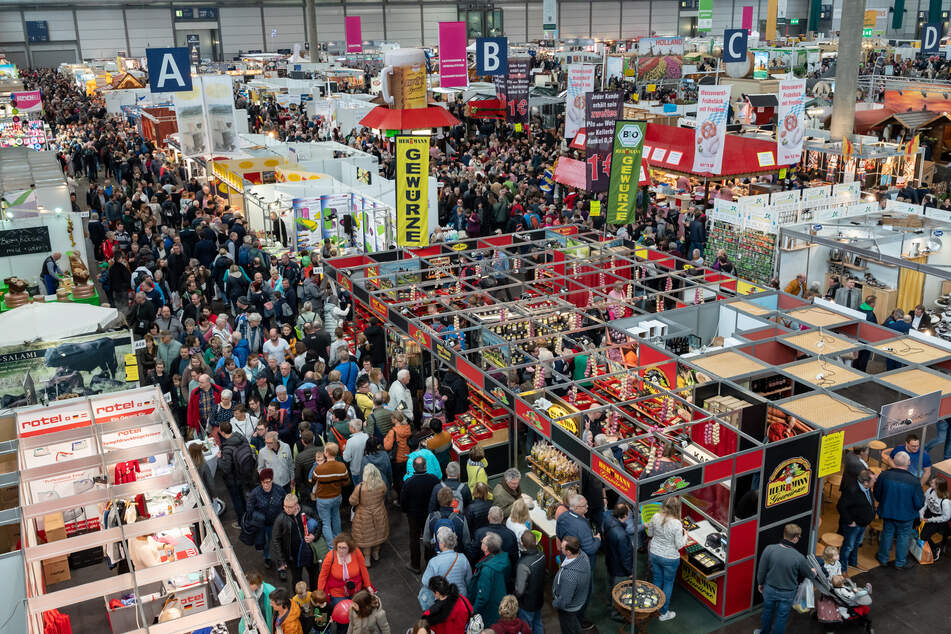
(186, 384, 223, 432)
(424, 595, 472, 634)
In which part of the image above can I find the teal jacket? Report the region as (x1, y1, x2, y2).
(468, 552, 511, 626)
(238, 581, 275, 634)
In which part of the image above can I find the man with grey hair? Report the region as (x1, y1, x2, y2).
(239, 312, 265, 355)
(342, 419, 369, 484)
(422, 526, 473, 599)
(469, 505, 518, 567)
(429, 461, 473, 513)
(874, 448, 925, 570)
(156, 329, 182, 369)
(257, 430, 293, 490)
(493, 468, 523, 517)
(388, 368, 414, 417)
(556, 494, 601, 560)
(470, 530, 512, 626)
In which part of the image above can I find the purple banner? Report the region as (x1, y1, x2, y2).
(345, 16, 363, 54)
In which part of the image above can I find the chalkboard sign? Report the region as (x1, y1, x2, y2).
(0, 226, 51, 257)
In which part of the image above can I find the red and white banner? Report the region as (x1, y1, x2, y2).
(565, 64, 595, 139)
(438, 21, 469, 88)
(12, 90, 42, 113)
(344, 16, 363, 54)
(777, 78, 806, 166)
(692, 84, 731, 175)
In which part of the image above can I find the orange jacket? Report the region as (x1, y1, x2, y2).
(384, 423, 413, 464)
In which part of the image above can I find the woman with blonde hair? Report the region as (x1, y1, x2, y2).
(506, 499, 531, 550)
(349, 463, 390, 565)
(647, 496, 687, 622)
(491, 595, 531, 633)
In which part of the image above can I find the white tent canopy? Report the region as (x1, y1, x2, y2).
(0, 302, 120, 346)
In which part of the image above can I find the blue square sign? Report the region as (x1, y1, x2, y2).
(476, 37, 508, 76)
(146, 47, 193, 93)
(722, 29, 748, 64)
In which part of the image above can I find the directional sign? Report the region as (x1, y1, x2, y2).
(723, 29, 748, 63)
(923, 23, 942, 56)
(146, 47, 192, 93)
(477, 37, 508, 76)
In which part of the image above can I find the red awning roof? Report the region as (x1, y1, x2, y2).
(851, 107, 897, 134)
(644, 123, 792, 177)
(569, 128, 586, 150)
(359, 105, 460, 131)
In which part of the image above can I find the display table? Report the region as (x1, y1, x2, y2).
(527, 493, 559, 572)
(452, 426, 509, 481)
(677, 519, 727, 613)
(933, 458, 951, 483)
(612, 579, 665, 632)
(0, 289, 101, 312)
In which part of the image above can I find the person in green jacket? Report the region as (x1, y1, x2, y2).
(238, 570, 275, 634)
(468, 532, 512, 626)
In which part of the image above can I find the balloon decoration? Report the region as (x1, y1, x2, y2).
(332, 599, 353, 624)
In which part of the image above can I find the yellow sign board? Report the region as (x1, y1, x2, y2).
(395, 136, 430, 247)
(681, 563, 718, 605)
(818, 431, 845, 478)
(647, 84, 656, 92)
(589, 200, 601, 217)
(765, 457, 812, 508)
(634, 247, 648, 260)
(737, 280, 763, 295)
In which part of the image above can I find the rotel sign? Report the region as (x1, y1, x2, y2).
(95, 398, 156, 423)
(19, 410, 91, 438)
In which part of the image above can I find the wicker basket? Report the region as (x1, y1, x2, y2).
(611, 579, 665, 631)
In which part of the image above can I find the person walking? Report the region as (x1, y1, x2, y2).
(243, 469, 286, 569)
(874, 451, 926, 570)
(513, 530, 546, 634)
(551, 536, 591, 634)
(837, 469, 876, 572)
(401, 456, 441, 574)
(603, 502, 634, 622)
(468, 532, 511, 627)
(755, 524, 815, 634)
(349, 463, 390, 566)
(257, 431, 294, 491)
(311, 443, 351, 548)
(218, 420, 257, 529)
(272, 493, 320, 588)
(422, 527, 473, 601)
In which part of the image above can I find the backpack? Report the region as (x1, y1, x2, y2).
(439, 481, 467, 513)
(233, 439, 258, 483)
(430, 510, 464, 548)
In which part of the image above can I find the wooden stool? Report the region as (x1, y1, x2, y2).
(868, 518, 884, 542)
(827, 474, 843, 503)
(821, 532, 844, 549)
(869, 440, 887, 467)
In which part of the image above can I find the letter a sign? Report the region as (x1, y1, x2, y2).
(477, 37, 508, 76)
(146, 47, 192, 93)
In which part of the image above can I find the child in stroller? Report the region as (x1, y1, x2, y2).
(807, 553, 873, 633)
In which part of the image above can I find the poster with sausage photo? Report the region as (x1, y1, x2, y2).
(692, 84, 731, 175)
(565, 64, 595, 140)
(777, 78, 806, 166)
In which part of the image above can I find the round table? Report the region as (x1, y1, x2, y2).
(612, 580, 666, 632)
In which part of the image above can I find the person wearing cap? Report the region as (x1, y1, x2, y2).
(244, 468, 287, 569)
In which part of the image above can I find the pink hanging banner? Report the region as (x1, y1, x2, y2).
(345, 16, 363, 53)
(438, 21, 469, 88)
(741, 6, 753, 32)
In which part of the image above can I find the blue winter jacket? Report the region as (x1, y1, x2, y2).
(874, 467, 925, 522)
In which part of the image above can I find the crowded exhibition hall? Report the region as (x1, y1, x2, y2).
(4, 0, 951, 633)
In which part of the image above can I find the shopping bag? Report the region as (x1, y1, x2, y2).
(909, 537, 934, 565)
(792, 578, 815, 613)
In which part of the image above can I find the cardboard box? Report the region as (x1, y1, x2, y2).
(42, 555, 70, 585)
(0, 523, 20, 554)
(43, 513, 66, 543)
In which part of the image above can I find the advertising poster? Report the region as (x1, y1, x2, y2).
(584, 90, 624, 192)
(173, 80, 208, 157)
(698, 0, 713, 31)
(344, 16, 363, 53)
(759, 431, 820, 527)
(776, 78, 806, 166)
(0, 330, 136, 411)
(565, 64, 595, 139)
(606, 120, 646, 225)
(438, 21, 469, 88)
(505, 58, 531, 125)
(636, 37, 683, 81)
(543, 0, 557, 31)
(879, 391, 941, 438)
(692, 84, 731, 175)
(201, 75, 239, 154)
(11, 91, 42, 113)
(395, 136, 430, 247)
(753, 50, 769, 79)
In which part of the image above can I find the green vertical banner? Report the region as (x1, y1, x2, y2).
(892, 0, 904, 30)
(930, 0, 942, 25)
(808, 0, 822, 31)
(606, 120, 645, 226)
(698, 0, 713, 32)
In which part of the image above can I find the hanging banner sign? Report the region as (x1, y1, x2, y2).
(565, 64, 595, 140)
(692, 84, 731, 174)
(543, 0, 557, 31)
(505, 58, 531, 125)
(584, 90, 624, 192)
(476, 37, 507, 76)
(438, 21, 469, 88)
(11, 91, 43, 113)
(395, 136, 430, 247)
(698, 0, 713, 31)
(146, 47, 192, 93)
(345, 16, 363, 54)
(723, 29, 748, 63)
(777, 78, 806, 166)
(922, 23, 942, 56)
(606, 120, 646, 225)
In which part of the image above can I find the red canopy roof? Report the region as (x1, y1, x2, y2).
(359, 105, 460, 131)
(644, 123, 792, 178)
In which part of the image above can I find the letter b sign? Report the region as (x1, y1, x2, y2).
(477, 37, 508, 76)
(146, 47, 193, 93)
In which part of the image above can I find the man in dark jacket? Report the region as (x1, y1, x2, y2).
(294, 430, 321, 512)
(469, 506, 518, 570)
(272, 492, 320, 589)
(514, 530, 546, 632)
(422, 486, 470, 555)
(603, 503, 634, 621)
(756, 524, 815, 634)
(128, 291, 156, 336)
(874, 451, 925, 570)
(363, 317, 388, 368)
(400, 456, 441, 573)
(218, 421, 255, 528)
(838, 469, 875, 572)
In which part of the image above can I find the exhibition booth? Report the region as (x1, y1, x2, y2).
(9, 387, 266, 633)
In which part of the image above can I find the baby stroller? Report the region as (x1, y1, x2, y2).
(807, 554, 873, 633)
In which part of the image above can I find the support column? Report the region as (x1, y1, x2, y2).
(829, 0, 867, 139)
(305, 0, 318, 62)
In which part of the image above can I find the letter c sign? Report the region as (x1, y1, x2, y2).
(722, 29, 748, 64)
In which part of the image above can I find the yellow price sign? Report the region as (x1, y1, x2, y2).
(818, 431, 845, 478)
(589, 200, 601, 217)
(647, 84, 656, 92)
(514, 123, 523, 132)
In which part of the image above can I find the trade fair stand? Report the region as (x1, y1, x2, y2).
(13, 386, 267, 634)
(323, 228, 830, 623)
